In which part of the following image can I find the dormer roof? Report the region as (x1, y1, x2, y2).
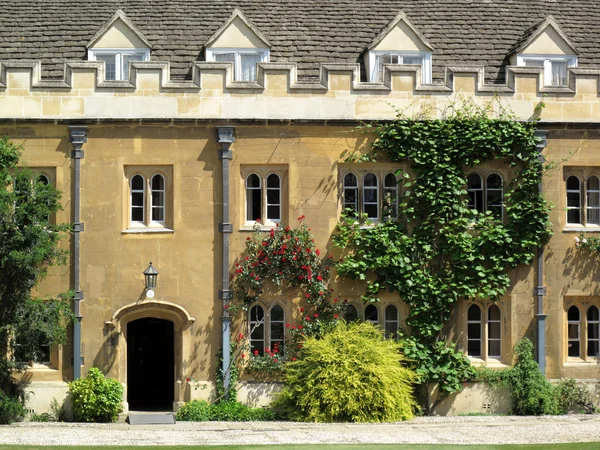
(367, 12, 433, 52)
(205, 9, 271, 49)
(86, 9, 152, 49)
(510, 15, 579, 56)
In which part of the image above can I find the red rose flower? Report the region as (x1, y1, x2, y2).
(334, 314, 339, 319)
(254, 350, 259, 355)
(300, 307, 304, 313)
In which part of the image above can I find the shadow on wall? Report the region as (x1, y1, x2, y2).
(560, 245, 600, 296)
(238, 381, 283, 408)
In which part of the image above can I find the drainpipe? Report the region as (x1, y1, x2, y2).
(69, 126, 87, 380)
(216, 126, 235, 397)
(534, 129, 548, 375)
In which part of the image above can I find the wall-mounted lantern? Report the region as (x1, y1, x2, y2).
(143, 262, 158, 298)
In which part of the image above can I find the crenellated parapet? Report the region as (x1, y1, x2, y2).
(1, 60, 600, 122)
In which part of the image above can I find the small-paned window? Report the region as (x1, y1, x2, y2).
(566, 176, 582, 224)
(343, 173, 359, 213)
(519, 56, 576, 87)
(248, 304, 285, 356)
(249, 305, 265, 356)
(363, 173, 379, 220)
(383, 173, 399, 220)
(587, 176, 600, 225)
(344, 304, 359, 321)
(564, 173, 600, 227)
(588, 306, 600, 358)
(371, 51, 432, 83)
(467, 172, 503, 219)
(341, 170, 400, 222)
(467, 304, 482, 358)
(209, 49, 269, 82)
(488, 305, 502, 358)
(126, 168, 172, 230)
(244, 172, 285, 226)
(568, 305, 581, 357)
(130, 175, 146, 224)
(89, 49, 149, 81)
(384, 305, 399, 340)
(151, 174, 165, 224)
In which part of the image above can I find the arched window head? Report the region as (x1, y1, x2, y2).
(344, 304, 359, 322)
(246, 174, 262, 222)
(467, 173, 483, 213)
(383, 173, 398, 220)
(568, 305, 581, 357)
(37, 175, 49, 186)
(363, 173, 379, 219)
(384, 305, 399, 339)
(266, 174, 281, 223)
(151, 174, 165, 223)
(566, 176, 582, 224)
(249, 305, 265, 356)
(343, 173, 358, 214)
(588, 306, 600, 357)
(487, 304, 501, 358)
(270, 305, 285, 356)
(130, 175, 145, 223)
(467, 304, 482, 357)
(587, 176, 600, 225)
(365, 304, 379, 324)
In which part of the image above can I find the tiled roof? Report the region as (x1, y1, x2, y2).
(0, 0, 597, 83)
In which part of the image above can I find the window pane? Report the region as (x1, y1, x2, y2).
(344, 304, 359, 321)
(568, 323, 579, 340)
(267, 188, 280, 204)
(151, 175, 165, 223)
(468, 323, 481, 338)
(488, 304, 500, 321)
(385, 305, 398, 321)
(152, 174, 164, 191)
(567, 192, 581, 208)
(567, 209, 581, 224)
(364, 188, 377, 203)
(364, 173, 377, 186)
(567, 176, 581, 191)
(267, 205, 280, 220)
(568, 341, 580, 357)
(363, 173, 378, 219)
(587, 177, 600, 225)
(488, 322, 501, 339)
(344, 173, 358, 187)
(132, 175, 144, 190)
(588, 306, 600, 322)
(588, 322, 599, 340)
(402, 56, 422, 65)
(271, 305, 284, 321)
(551, 61, 568, 86)
(468, 304, 481, 321)
(267, 174, 280, 188)
(271, 322, 284, 341)
(250, 323, 264, 340)
(96, 54, 117, 80)
(132, 192, 144, 207)
(122, 53, 145, 80)
(215, 53, 235, 62)
(247, 186, 262, 222)
(365, 305, 378, 323)
(37, 175, 49, 185)
(468, 339, 481, 357)
(588, 340, 599, 357)
(568, 305, 580, 321)
(467, 173, 483, 213)
(250, 305, 264, 322)
(343, 173, 358, 213)
(240, 53, 262, 81)
(488, 340, 501, 358)
(524, 59, 544, 68)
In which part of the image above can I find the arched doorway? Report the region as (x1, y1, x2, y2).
(127, 317, 174, 411)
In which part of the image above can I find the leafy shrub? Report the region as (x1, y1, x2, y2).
(68, 367, 123, 423)
(30, 412, 51, 422)
(275, 321, 417, 422)
(0, 391, 25, 424)
(555, 378, 596, 414)
(49, 397, 68, 422)
(176, 400, 275, 422)
(176, 400, 212, 422)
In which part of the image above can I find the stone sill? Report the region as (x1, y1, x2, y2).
(122, 228, 174, 234)
(563, 227, 600, 233)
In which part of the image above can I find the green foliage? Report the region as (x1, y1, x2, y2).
(555, 378, 597, 414)
(49, 397, 68, 422)
(0, 390, 25, 424)
(68, 367, 123, 423)
(275, 321, 416, 422)
(215, 342, 239, 402)
(29, 412, 52, 422)
(176, 400, 275, 422)
(479, 338, 557, 415)
(0, 136, 71, 420)
(176, 400, 212, 422)
(334, 100, 551, 396)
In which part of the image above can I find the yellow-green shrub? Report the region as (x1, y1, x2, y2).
(275, 321, 416, 422)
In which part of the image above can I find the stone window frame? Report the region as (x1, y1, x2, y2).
(565, 299, 600, 362)
(88, 48, 150, 81)
(516, 54, 577, 87)
(466, 171, 504, 221)
(343, 301, 401, 340)
(464, 301, 505, 364)
(123, 166, 173, 233)
(206, 48, 269, 82)
(248, 302, 286, 357)
(368, 50, 432, 84)
(340, 167, 401, 223)
(240, 166, 287, 229)
(563, 168, 600, 230)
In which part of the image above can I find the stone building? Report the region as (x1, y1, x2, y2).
(1, 0, 599, 414)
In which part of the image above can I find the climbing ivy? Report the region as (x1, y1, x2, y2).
(333, 101, 551, 397)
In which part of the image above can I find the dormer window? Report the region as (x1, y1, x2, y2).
(511, 16, 579, 88)
(86, 10, 152, 81)
(89, 49, 150, 81)
(205, 9, 271, 83)
(370, 51, 432, 83)
(518, 55, 576, 87)
(207, 49, 269, 82)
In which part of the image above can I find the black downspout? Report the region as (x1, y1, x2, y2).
(69, 126, 87, 380)
(534, 129, 548, 375)
(216, 127, 235, 397)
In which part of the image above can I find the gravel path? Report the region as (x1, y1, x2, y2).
(0, 415, 599, 446)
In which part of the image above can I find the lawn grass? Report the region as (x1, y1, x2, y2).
(0, 444, 600, 450)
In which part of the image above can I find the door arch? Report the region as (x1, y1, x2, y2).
(105, 300, 195, 412)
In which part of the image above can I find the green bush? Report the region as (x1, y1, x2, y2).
(555, 378, 596, 414)
(68, 367, 123, 423)
(275, 321, 417, 422)
(176, 400, 275, 422)
(0, 391, 25, 424)
(176, 400, 212, 422)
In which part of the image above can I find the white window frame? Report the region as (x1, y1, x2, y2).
(467, 172, 504, 220)
(88, 48, 150, 81)
(206, 48, 269, 81)
(248, 303, 286, 356)
(369, 50, 432, 84)
(384, 304, 399, 340)
(516, 54, 577, 87)
(364, 304, 380, 325)
(341, 169, 401, 223)
(130, 174, 146, 227)
(150, 174, 166, 226)
(244, 171, 284, 227)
